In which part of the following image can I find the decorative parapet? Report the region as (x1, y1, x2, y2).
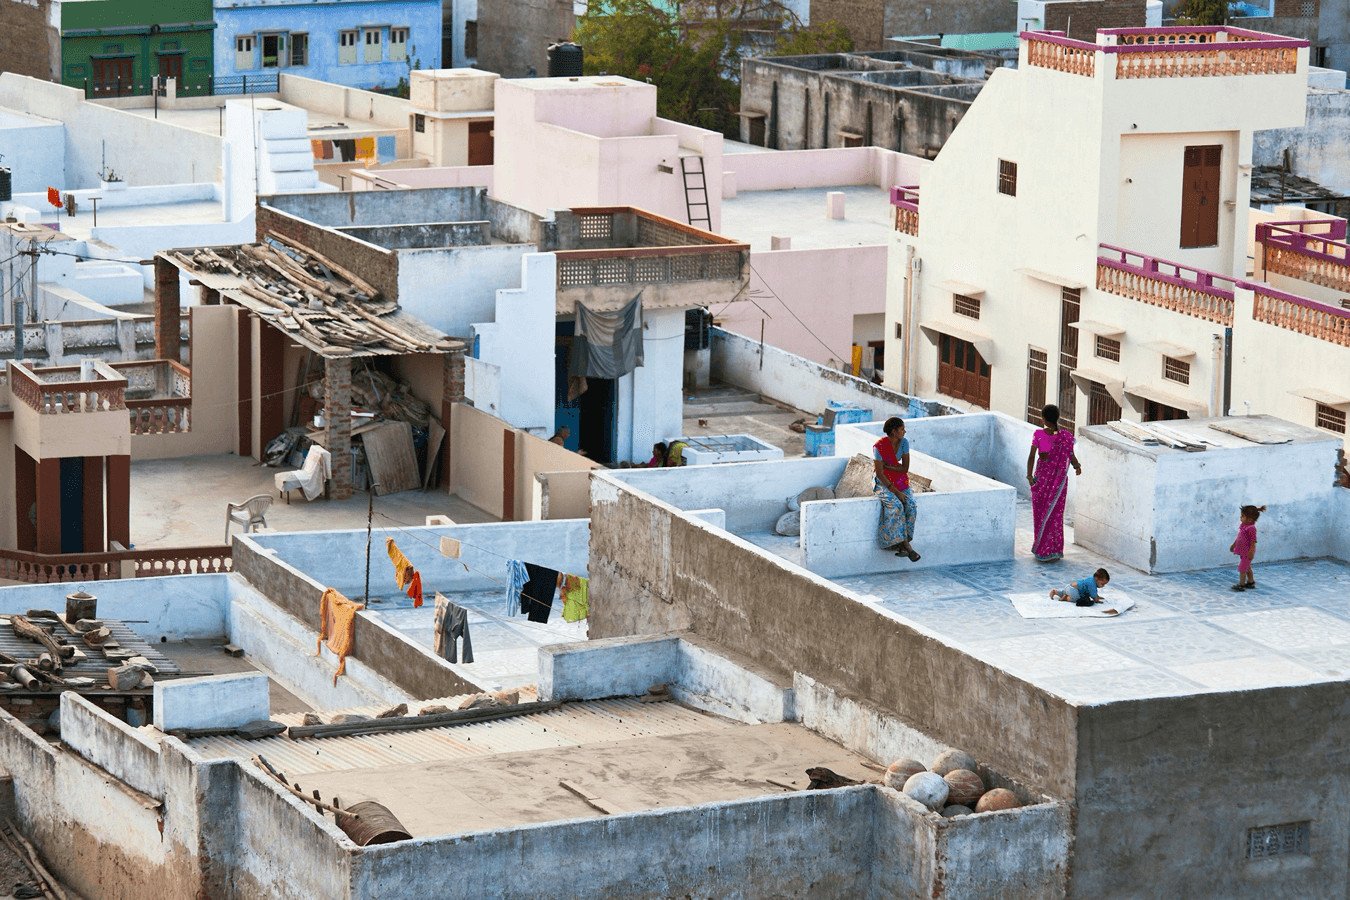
(1098, 240, 1350, 346)
(1096, 244, 1236, 324)
(555, 207, 749, 291)
(0, 546, 232, 584)
(1249, 283, 1350, 347)
(6, 360, 127, 414)
(890, 186, 920, 237)
(1021, 27, 1306, 80)
(1255, 219, 1350, 294)
(109, 359, 192, 434)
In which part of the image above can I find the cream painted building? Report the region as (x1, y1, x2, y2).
(886, 25, 1350, 446)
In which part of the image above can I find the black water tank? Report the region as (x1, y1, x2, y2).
(547, 42, 583, 77)
(0, 167, 10, 203)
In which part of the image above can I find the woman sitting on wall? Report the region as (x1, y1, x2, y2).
(874, 416, 920, 562)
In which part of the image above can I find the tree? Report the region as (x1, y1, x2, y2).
(573, 0, 742, 131)
(1173, 0, 1227, 26)
(772, 20, 853, 56)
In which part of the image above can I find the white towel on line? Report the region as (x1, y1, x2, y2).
(1008, 590, 1136, 619)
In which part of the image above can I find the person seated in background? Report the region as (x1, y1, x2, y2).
(549, 426, 571, 446)
(665, 438, 690, 467)
(646, 442, 668, 467)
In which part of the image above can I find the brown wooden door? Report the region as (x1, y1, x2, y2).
(468, 120, 494, 166)
(157, 54, 183, 89)
(92, 56, 135, 96)
(1180, 145, 1221, 249)
(938, 334, 991, 408)
(1057, 288, 1080, 429)
(1087, 384, 1122, 426)
(1026, 347, 1048, 425)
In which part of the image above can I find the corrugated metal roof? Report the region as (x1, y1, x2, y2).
(187, 699, 731, 776)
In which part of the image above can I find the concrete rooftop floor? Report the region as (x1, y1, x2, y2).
(364, 587, 588, 692)
(130, 454, 495, 549)
(683, 381, 810, 458)
(744, 502, 1350, 704)
(720, 184, 894, 252)
(192, 699, 876, 837)
(54, 198, 227, 242)
(120, 102, 404, 140)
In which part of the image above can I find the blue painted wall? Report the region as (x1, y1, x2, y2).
(213, 0, 440, 90)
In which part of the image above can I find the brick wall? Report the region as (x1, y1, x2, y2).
(1043, 0, 1147, 40)
(811, 0, 886, 50)
(323, 356, 352, 500)
(477, 0, 575, 77)
(255, 206, 400, 302)
(0, 0, 60, 81)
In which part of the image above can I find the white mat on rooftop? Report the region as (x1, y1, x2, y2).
(1008, 590, 1136, 619)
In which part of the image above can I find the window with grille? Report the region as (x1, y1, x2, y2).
(291, 33, 308, 66)
(1026, 348, 1048, 425)
(1247, 822, 1310, 860)
(1095, 335, 1121, 362)
(390, 27, 409, 61)
(953, 294, 981, 319)
(414, 113, 426, 133)
(339, 30, 358, 64)
(997, 159, 1017, 196)
(1163, 356, 1190, 384)
(1315, 403, 1346, 433)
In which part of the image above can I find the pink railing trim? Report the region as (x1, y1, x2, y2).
(1020, 29, 1308, 54)
(889, 186, 920, 211)
(1255, 220, 1350, 266)
(1097, 241, 1350, 329)
(1097, 244, 1240, 300)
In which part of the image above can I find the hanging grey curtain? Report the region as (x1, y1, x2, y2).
(569, 293, 645, 381)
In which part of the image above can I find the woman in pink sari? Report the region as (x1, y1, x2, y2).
(1026, 404, 1081, 562)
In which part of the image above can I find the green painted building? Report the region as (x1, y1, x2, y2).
(59, 0, 215, 98)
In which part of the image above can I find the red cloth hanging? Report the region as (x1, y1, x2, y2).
(406, 570, 423, 608)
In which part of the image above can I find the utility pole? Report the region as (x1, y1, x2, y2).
(14, 240, 39, 361)
(362, 482, 381, 603)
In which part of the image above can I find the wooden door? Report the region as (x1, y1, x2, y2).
(92, 56, 135, 96)
(1087, 384, 1122, 426)
(938, 334, 991, 408)
(157, 54, 183, 89)
(1057, 288, 1080, 429)
(468, 120, 494, 166)
(1026, 347, 1048, 425)
(1180, 145, 1221, 249)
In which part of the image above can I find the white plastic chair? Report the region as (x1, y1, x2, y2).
(225, 495, 272, 543)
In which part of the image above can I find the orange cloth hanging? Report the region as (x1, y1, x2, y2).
(316, 587, 364, 685)
(406, 570, 423, 608)
(385, 537, 414, 589)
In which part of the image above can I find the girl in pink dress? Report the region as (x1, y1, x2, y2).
(1230, 504, 1265, 591)
(1026, 404, 1081, 562)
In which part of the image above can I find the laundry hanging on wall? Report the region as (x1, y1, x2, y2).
(567, 293, 645, 399)
(317, 588, 364, 685)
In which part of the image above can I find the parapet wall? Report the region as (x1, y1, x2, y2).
(587, 472, 1081, 800)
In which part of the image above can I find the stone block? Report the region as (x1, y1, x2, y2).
(152, 671, 270, 732)
(826, 191, 845, 220)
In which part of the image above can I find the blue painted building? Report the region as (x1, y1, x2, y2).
(212, 0, 441, 91)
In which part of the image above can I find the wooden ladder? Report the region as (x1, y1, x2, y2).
(680, 155, 712, 230)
